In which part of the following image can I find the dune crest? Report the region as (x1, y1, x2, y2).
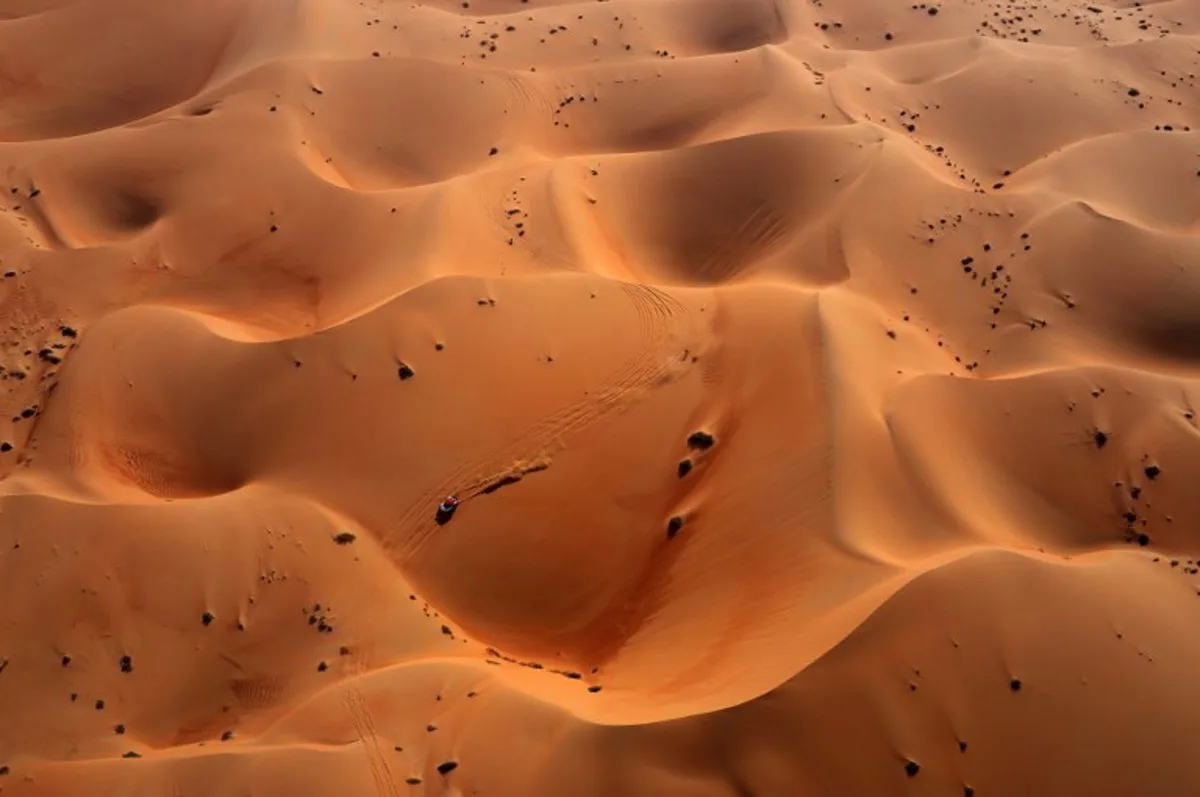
(2, 0, 1199, 794)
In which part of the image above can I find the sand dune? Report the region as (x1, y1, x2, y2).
(1, 0, 1199, 794)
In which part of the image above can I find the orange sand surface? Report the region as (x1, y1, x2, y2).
(1, 0, 1200, 794)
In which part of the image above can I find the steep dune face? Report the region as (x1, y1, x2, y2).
(2, 0, 1200, 795)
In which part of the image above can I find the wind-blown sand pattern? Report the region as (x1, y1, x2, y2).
(1, 0, 1199, 794)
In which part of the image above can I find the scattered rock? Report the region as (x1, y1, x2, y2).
(1093, 430, 1109, 449)
(398, 363, 415, 380)
(1144, 464, 1160, 480)
(437, 761, 459, 775)
(61, 654, 71, 667)
(406, 777, 422, 785)
(114, 724, 126, 735)
(1009, 678, 1022, 691)
(95, 699, 105, 710)
(677, 459, 693, 477)
(333, 531, 357, 545)
(201, 611, 214, 627)
(905, 760, 920, 777)
(667, 516, 685, 539)
(317, 660, 328, 672)
(221, 730, 235, 741)
(687, 431, 715, 450)
(122, 751, 141, 759)
(119, 655, 133, 673)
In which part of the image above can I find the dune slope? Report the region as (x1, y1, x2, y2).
(1, 0, 1199, 794)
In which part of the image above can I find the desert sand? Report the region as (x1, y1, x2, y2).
(1, 0, 1199, 794)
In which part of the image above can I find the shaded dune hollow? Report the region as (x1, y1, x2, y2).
(1, 0, 1200, 795)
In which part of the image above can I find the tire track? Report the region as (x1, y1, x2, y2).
(696, 200, 791, 282)
(501, 69, 554, 124)
(344, 687, 399, 797)
(385, 281, 690, 561)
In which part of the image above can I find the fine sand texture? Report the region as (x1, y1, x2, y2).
(2, 0, 1200, 794)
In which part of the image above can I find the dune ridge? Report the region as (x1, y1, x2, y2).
(1, 0, 1199, 794)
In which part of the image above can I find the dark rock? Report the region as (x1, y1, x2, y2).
(677, 458, 693, 477)
(905, 760, 920, 777)
(333, 531, 357, 545)
(1144, 464, 1160, 480)
(437, 761, 459, 775)
(1009, 678, 1022, 691)
(398, 363, 415, 380)
(119, 655, 133, 673)
(202, 611, 214, 626)
(687, 431, 715, 450)
(667, 516, 685, 539)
